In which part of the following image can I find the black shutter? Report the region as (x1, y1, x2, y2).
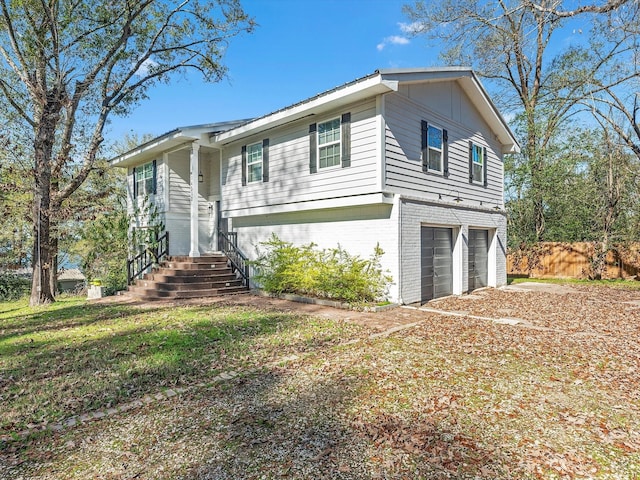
(443, 129, 449, 177)
(262, 138, 269, 182)
(421, 120, 428, 173)
(241, 145, 247, 186)
(468, 141, 474, 183)
(309, 123, 317, 174)
(483, 147, 488, 187)
(133, 166, 138, 197)
(341, 112, 351, 168)
(152, 160, 157, 194)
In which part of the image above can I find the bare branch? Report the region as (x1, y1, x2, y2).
(527, 0, 632, 18)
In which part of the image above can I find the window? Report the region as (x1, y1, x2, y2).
(421, 121, 448, 176)
(317, 118, 341, 169)
(470, 142, 486, 184)
(427, 125, 443, 173)
(134, 161, 156, 197)
(242, 139, 269, 185)
(246, 142, 263, 183)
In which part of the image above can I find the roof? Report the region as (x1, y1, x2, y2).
(110, 67, 520, 167)
(57, 268, 86, 281)
(212, 67, 520, 154)
(109, 119, 252, 168)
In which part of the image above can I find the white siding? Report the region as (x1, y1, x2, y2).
(384, 84, 504, 206)
(221, 99, 380, 217)
(126, 158, 166, 222)
(231, 201, 401, 302)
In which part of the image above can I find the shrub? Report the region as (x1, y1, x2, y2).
(0, 271, 28, 300)
(252, 234, 392, 304)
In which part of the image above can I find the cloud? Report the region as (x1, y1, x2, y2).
(377, 35, 410, 51)
(135, 58, 158, 77)
(398, 21, 424, 34)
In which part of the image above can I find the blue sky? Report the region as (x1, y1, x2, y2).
(106, 0, 592, 143)
(107, 0, 441, 141)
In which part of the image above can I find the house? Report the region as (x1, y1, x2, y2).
(57, 268, 87, 292)
(110, 67, 520, 304)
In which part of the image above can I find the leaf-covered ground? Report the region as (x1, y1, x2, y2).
(1, 284, 639, 479)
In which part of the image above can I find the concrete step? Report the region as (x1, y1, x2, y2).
(129, 253, 249, 301)
(160, 261, 229, 270)
(166, 255, 227, 263)
(151, 265, 233, 276)
(134, 279, 243, 291)
(128, 285, 249, 300)
(143, 272, 238, 283)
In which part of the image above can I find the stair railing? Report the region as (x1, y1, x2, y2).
(127, 231, 169, 285)
(218, 230, 249, 288)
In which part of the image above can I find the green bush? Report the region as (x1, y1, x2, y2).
(0, 271, 28, 300)
(252, 234, 392, 304)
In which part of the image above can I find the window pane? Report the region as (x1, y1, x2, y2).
(248, 163, 262, 182)
(319, 144, 340, 169)
(472, 145, 483, 165)
(136, 162, 155, 196)
(428, 148, 441, 172)
(248, 143, 262, 164)
(472, 144, 484, 182)
(473, 163, 483, 182)
(428, 125, 442, 149)
(318, 118, 340, 145)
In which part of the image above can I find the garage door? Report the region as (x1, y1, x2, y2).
(468, 229, 488, 291)
(421, 226, 453, 302)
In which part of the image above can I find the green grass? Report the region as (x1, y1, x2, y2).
(507, 275, 640, 289)
(0, 296, 364, 433)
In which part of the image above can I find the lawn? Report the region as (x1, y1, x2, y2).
(1, 286, 639, 479)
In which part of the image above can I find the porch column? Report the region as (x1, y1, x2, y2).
(189, 141, 200, 257)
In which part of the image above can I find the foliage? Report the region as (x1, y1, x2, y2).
(130, 195, 166, 263)
(252, 234, 393, 304)
(0, 0, 254, 304)
(507, 127, 640, 249)
(0, 271, 28, 301)
(404, 0, 638, 245)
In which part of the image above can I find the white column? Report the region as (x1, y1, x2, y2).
(189, 142, 200, 257)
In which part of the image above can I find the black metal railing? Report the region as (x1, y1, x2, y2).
(127, 231, 169, 285)
(218, 230, 250, 288)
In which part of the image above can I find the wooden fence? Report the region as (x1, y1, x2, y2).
(507, 242, 640, 280)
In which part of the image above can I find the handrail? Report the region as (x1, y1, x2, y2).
(218, 230, 250, 287)
(127, 231, 169, 285)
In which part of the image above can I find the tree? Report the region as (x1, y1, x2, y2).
(0, 0, 254, 305)
(403, 0, 631, 242)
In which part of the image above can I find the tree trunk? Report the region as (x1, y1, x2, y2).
(30, 191, 55, 305)
(29, 98, 61, 306)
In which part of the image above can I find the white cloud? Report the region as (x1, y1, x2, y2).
(135, 58, 158, 76)
(398, 21, 424, 34)
(377, 35, 410, 51)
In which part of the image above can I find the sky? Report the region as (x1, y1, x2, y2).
(106, 0, 444, 141)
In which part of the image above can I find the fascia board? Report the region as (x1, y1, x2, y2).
(109, 130, 200, 168)
(212, 76, 398, 145)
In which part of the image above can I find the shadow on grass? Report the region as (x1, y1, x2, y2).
(1, 302, 349, 434)
(20, 364, 513, 478)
